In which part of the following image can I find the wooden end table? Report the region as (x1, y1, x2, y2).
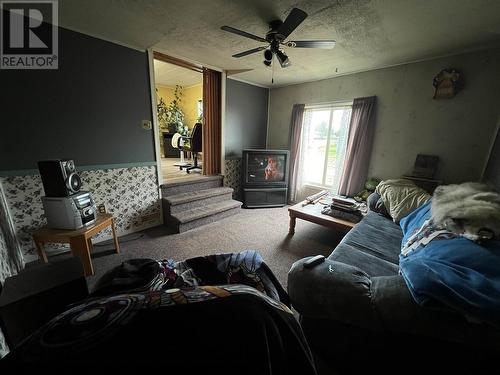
(32, 213, 120, 277)
(288, 200, 357, 235)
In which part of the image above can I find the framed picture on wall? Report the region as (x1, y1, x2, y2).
(412, 154, 439, 179)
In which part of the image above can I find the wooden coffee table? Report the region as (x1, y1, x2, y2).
(288, 200, 357, 235)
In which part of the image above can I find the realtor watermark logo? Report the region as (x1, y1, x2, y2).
(1, 0, 58, 69)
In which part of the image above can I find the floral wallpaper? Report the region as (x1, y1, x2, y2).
(224, 158, 242, 201)
(0, 166, 161, 263)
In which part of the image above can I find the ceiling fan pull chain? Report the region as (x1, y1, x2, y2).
(272, 57, 275, 84)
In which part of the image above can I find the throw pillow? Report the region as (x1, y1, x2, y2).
(375, 179, 431, 223)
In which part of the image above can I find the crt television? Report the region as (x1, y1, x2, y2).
(242, 149, 290, 187)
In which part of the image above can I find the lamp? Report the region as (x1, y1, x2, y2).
(264, 49, 273, 61)
(263, 49, 273, 67)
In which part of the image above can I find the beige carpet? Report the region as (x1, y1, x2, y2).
(81, 205, 344, 291)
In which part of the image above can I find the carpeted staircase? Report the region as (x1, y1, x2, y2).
(161, 175, 242, 233)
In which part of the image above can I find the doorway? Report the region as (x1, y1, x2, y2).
(153, 53, 204, 183)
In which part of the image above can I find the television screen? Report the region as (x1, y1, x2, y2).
(247, 153, 286, 182)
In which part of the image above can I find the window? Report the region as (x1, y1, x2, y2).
(299, 103, 352, 193)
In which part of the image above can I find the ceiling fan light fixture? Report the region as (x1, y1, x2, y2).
(263, 60, 272, 67)
(264, 49, 273, 61)
(276, 50, 290, 68)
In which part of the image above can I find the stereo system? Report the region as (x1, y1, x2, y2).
(38, 159, 82, 197)
(38, 159, 96, 230)
(42, 192, 97, 230)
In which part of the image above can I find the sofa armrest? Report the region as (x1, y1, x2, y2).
(367, 192, 390, 218)
(288, 257, 382, 330)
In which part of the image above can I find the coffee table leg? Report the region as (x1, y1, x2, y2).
(70, 236, 94, 276)
(289, 215, 296, 235)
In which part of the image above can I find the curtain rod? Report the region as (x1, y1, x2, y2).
(304, 100, 353, 109)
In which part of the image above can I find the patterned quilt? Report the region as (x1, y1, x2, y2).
(1, 251, 314, 374)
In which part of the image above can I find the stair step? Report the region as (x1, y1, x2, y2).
(178, 206, 241, 233)
(164, 187, 234, 215)
(165, 187, 233, 205)
(166, 200, 242, 233)
(172, 199, 242, 224)
(161, 175, 223, 196)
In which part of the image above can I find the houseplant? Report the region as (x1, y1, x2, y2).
(157, 85, 188, 136)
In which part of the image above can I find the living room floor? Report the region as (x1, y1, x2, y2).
(83, 205, 344, 292)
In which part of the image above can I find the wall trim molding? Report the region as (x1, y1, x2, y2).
(0, 162, 157, 177)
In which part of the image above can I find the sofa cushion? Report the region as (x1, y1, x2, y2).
(328, 211, 402, 277)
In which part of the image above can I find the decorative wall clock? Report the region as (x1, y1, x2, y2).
(433, 68, 463, 99)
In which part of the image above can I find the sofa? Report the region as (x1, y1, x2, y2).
(288, 193, 500, 373)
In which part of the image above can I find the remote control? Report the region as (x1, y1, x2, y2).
(303, 255, 325, 269)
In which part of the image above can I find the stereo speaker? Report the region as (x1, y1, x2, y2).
(37, 159, 82, 197)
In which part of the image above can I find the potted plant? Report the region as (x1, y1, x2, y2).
(157, 85, 188, 136)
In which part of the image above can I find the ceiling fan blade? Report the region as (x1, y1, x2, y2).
(221, 26, 267, 43)
(285, 40, 336, 49)
(277, 8, 307, 39)
(232, 46, 267, 58)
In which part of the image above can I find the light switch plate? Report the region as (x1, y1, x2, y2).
(141, 120, 152, 130)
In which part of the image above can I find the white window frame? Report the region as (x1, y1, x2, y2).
(301, 101, 353, 190)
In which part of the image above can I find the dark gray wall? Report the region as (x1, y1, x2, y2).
(484, 123, 500, 189)
(0, 26, 154, 171)
(225, 78, 268, 157)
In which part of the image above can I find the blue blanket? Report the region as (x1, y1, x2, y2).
(399, 201, 500, 327)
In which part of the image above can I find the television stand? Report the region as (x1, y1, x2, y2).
(243, 187, 287, 208)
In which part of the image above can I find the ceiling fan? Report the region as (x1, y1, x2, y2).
(221, 8, 335, 68)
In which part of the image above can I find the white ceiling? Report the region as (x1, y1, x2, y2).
(154, 60, 202, 87)
(59, 0, 500, 88)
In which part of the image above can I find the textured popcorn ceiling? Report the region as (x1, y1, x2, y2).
(59, 0, 500, 87)
(154, 60, 202, 87)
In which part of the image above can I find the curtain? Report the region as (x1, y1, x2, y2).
(202, 68, 222, 175)
(338, 96, 377, 196)
(288, 104, 305, 203)
(0, 182, 24, 281)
